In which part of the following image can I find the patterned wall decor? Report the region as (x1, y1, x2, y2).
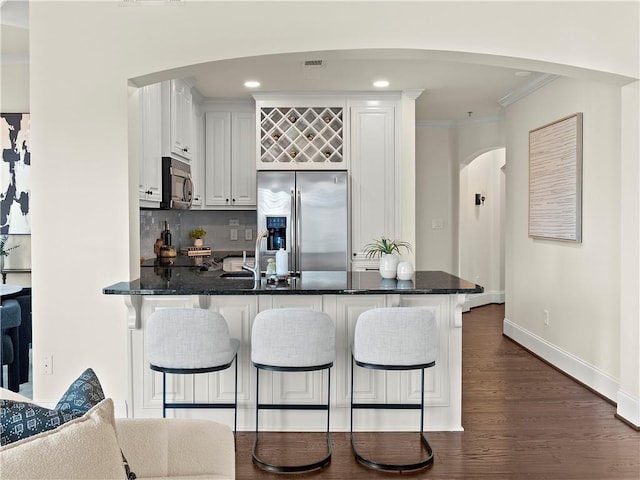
(528, 113, 583, 242)
(1, 113, 30, 234)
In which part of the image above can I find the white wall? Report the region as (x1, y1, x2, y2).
(459, 149, 505, 301)
(415, 125, 456, 272)
(1, 55, 30, 287)
(504, 77, 622, 394)
(1, 64, 29, 113)
(619, 80, 640, 425)
(27, 1, 639, 427)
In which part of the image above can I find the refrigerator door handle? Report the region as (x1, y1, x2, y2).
(290, 188, 296, 273)
(296, 189, 302, 274)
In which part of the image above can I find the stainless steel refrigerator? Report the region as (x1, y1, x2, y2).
(257, 171, 348, 273)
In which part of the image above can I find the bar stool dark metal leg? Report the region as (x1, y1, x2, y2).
(350, 358, 435, 472)
(252, 366, 333, 473)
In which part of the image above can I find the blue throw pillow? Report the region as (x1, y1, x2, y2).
(55, 367, 105, 414)
(0, 400, 78, 446)
(0, 368, 105, 446)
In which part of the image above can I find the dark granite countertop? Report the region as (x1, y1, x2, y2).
(103, 265, 483, 296)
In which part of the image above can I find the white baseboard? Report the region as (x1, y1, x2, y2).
(463, 291, 505, 311)
(503, 318, 619, 402)
(616, 389, 640, 428)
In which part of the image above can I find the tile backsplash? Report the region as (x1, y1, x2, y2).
(140, 209, 257, 259)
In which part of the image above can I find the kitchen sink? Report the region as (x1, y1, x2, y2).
(219, 271, 254, 279)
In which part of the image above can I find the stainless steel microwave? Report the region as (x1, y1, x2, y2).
(161, 157, 192, 209)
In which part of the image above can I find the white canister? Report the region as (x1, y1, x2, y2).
(396, 261, 414, 281)
(275, 248, 288, 276)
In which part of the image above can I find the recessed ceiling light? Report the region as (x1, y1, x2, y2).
(244, 80, 261, 88)
(373, 80, 389, 88)
(515, 71, 532, 77)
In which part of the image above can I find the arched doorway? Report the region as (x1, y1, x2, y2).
(459, 148, 505, 309)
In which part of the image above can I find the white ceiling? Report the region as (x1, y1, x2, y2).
(1, 0, 551, 122)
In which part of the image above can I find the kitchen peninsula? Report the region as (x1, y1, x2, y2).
(104, 268, 482, 432)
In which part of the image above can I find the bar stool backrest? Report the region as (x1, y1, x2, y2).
(251, 308, 335, 368)
(353, 307, 438, 367)
(146, 308, 236, 370)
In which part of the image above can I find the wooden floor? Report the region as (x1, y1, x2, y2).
(234, 304, 640, 479)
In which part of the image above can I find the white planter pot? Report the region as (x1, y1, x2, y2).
(193, 238, 204, 247)
(379, 253, 399, 279)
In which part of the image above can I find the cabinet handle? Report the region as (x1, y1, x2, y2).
(226, 198, 229, 203)
(182, 147, 189, 153)
(232, 198, 236, 203)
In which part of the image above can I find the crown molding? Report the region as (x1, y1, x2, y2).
(498, 73, 559, 108)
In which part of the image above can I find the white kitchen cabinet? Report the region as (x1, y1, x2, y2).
(204, 110, 256, 208)
(138, 83, 163, 208)
(138, 79, 197, 208)
(350, 104, 399, 270)
(253, 95, 347, 171)
(164, 79, 194, 161)
(190, 102, 204, 208)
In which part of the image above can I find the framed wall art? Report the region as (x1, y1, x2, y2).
(528, 113, 583, 242)
(1, 113, 31, 234)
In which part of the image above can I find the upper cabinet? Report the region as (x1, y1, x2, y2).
(138, 79, 198, 208)
(204, 105, 256, 208)
(163, 79, 194, 162)
(349, 101, 401, 271)
(254, 96, 346, 170)
(138, 83, 163, 208)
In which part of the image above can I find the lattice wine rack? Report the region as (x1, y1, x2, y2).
(259, 107, 344, 166)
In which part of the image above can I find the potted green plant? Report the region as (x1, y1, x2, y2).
(0, 235, 19, 273)
(363, 237, 412, 279)
(188, 227, 207, 247)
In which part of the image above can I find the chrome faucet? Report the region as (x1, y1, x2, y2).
(242, 229, 268, 283)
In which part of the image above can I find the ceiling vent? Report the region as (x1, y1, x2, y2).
(303, 60, 325, 68)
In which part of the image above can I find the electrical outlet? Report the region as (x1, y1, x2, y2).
(41, 355, 53, 375)
(543, 309, 550, 326)
(229, 219, 240, 227)
(245, 228, 252, 240)
(230, 229, 238, 241)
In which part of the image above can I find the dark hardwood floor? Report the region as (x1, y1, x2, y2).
(234, 304, 640, 479)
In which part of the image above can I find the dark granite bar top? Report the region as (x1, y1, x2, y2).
(103, 265, 483, 296)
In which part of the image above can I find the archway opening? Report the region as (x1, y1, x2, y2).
(459, 148, 505, 309)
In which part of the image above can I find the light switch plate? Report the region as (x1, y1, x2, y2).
(245, 228, 252, 240)
(229, 219, 240, 227)
(230, 229, 238, 241)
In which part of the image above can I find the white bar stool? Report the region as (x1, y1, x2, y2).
(251, 308, 335, 473)
(351, 307, 439, 472)
(145, 308, 240, 432)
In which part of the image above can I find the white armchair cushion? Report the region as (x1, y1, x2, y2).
(0, 398, 126, 479)
(116, 418, 235, 480)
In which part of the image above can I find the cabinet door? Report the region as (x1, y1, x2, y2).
(170, 79, 193, 161)
(335, 295, 387, 406)
(230, 112, 256, 206)
(350, 106, 396, 268)
(199, 297, 257, 411)
(191, 103, 204, 208)
(139, 83, 162, 207)
(204, 111, 232, 206)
